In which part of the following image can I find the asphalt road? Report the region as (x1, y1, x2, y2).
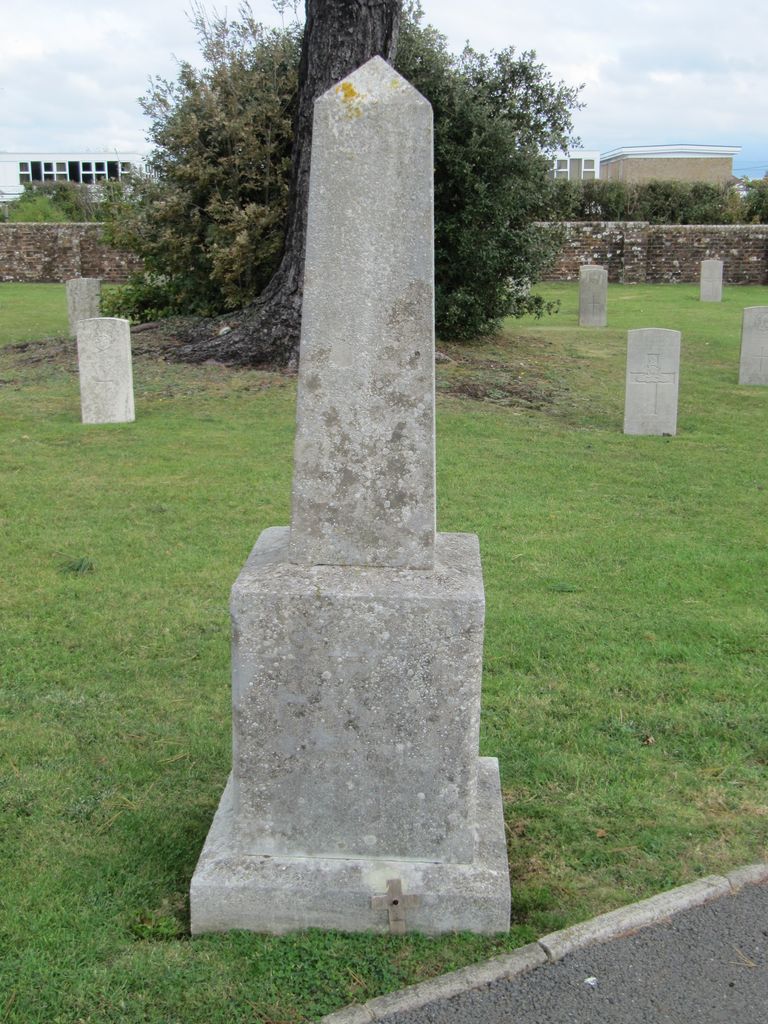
(379, 882, 768, 1024)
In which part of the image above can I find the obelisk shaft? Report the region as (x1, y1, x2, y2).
(288, 57, 436, 570)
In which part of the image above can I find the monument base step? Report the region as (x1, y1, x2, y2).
(190, 757, 510, 936)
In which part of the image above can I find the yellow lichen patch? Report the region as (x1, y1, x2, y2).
(338, 81, 359, 102)
(335, 80, 364, 118)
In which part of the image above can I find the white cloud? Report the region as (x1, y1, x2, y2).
(1, 0, 767, 175)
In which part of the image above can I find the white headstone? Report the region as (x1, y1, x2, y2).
(699, 259, 723, 302)
(190, 57, 510, 938)
(623, 328, 681, 436)
(738, 307, 768, 385)
(66, 278, 101, 336)
(578, 265, 608, 327)
(76, 317, 135, 424)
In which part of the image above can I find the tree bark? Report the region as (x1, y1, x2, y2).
(173, 0, 401, 367)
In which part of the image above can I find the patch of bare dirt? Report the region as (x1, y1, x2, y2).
(436, 337, 564, 409)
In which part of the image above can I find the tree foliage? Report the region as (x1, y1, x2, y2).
(549, 178, 745, 225)
(395, 10, 581, 337)
(742, 178, 768, 224)
(104, 2, 582, 344)
(104, 3, 300, 319)
(4, 182, 115, 223)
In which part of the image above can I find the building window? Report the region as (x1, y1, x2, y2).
(15, 156, 139, 190)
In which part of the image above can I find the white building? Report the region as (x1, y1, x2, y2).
(0, 151, 145, 202)
(548, 149, 600, 181)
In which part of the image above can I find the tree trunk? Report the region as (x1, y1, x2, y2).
(174, 0, 401, 367)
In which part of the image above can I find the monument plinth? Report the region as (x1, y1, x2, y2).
(190, 57, 510, 936)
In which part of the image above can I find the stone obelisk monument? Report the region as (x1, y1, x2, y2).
(190, 57, 510, 936)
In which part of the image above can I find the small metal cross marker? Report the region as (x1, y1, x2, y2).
(371, 878, 422, 935)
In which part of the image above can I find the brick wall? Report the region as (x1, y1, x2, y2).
(3, 220, 768, 289)
(0, 223, 142, 283)
(601, 157, 733, 184)
(544, 223, 768, 285)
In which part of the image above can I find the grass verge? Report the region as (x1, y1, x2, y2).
(1, 281, 766, 1022)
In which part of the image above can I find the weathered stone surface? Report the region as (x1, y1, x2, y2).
(191, 57, 510, 937)
(76, 317, 135, 424)
(190, 758, 510, 936)
(699, 258, 723, 302)
(231, 527, 483, 864)
(66, 277, 101, 336)
(623, 328, 681, 436)
(578, 265, 607, 327)
(738, 306, 768, 385)
(289, 57, 435, 570)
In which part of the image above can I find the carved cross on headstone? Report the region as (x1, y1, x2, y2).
(630, 354, 676, 415)
(371, 878, 422, 934)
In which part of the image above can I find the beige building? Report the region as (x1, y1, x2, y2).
(600, 145, 740, 184)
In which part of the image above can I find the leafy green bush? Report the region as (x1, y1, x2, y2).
(553, 178, 744, 224)
(742, 178, 768, 223)
(102, 8, 300, 322)
(5, 182, 118, 222)
(395, 15, 579, 337)
(100, 274, 179, 323)
(103, 4, 581, 338)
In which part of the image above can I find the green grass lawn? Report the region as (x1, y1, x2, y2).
(0, 282, 69, 345)
(1, 281, 767, 1023)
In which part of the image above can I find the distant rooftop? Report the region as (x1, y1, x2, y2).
(601, 145, 741, 161)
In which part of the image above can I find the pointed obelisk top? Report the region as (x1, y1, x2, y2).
(288, 58, 436, 569)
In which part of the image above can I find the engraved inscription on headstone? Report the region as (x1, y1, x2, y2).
(738, 306, 768, 385)
(624, 328, 681, 435)
(699, 259, 723, 303)
(578, 265, 607, 327)
(66, 278, 101, 337)
(190, 57, 511, 939)
(76, 317, 135, 424)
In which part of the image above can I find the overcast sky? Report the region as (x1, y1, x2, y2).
(2, 0, 766, 177)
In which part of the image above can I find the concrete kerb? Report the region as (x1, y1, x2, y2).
(318, 863, 768, 1024)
